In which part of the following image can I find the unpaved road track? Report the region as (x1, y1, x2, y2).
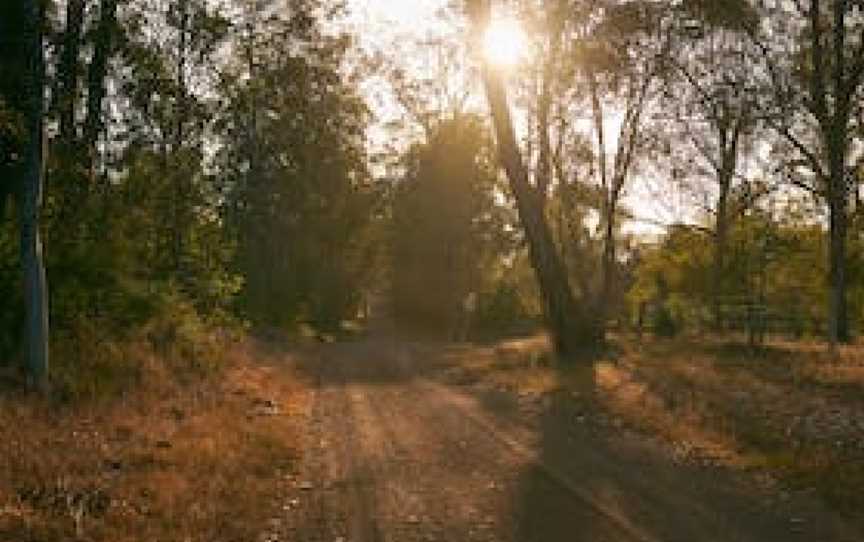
(275, 335, 859, 542)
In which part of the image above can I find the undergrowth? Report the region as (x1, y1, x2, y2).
(434, 334, 864, 525)
(0, 303, 306, 541)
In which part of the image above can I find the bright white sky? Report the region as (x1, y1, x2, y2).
(346, 0, 449, 43)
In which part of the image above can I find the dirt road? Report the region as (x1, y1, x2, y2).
(274, 335, 859, 542)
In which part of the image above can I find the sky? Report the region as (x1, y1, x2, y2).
(349, 0, 447, 32)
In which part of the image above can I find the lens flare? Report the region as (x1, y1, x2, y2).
(483, 17, 529, 68)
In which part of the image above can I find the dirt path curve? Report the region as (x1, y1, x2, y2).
(276, 334, 859, 542)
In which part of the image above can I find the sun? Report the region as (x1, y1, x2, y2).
(483, 17, 529, 68)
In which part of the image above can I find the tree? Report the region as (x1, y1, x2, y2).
(580, 1, 670, 322)
(50, 0, 118, 223)
(468, 0, 603, 358)
(391, 114, 503, 336)
(629, 200, 840, 340)
(662, 1, 763, 328)
(216, 2, 376, 328)
(0, 1, 50, 385)
(747, 0, 864, 343)
(54, 0, 86, 147)
(83, 0, 119, 171)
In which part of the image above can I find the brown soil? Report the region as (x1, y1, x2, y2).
(276, 333, 861, 542)
(5, 331, 860, 541)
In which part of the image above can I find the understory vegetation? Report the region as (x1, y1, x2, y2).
(432, 335, 864, 524)
(0, 339, 307, 541)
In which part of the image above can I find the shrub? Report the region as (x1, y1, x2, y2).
(653, 303, 679, 338)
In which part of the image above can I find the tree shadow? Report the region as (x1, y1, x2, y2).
(283, 330, 860, 541)
(508, 357, 860, 541)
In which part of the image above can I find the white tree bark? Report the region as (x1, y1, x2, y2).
(18, 0, 49, 386)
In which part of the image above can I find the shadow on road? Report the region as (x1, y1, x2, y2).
(502, 355, 858, 541)
(285, 331, 859, 542)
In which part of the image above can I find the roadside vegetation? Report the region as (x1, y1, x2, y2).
(431, 334, 864, 526)
(0, 332, 307, 541)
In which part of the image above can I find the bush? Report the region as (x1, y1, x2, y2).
(652, 304, 679, 338)
(51, 319, 143, 401)
(50, 286, 244, 401)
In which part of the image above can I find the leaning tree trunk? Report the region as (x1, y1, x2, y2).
(471, 3, 601, 357)
(19, 0, 50, 386)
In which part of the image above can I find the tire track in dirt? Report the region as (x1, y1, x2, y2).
(415, 378, 653, 542)
(287, 339, 646, 542)
(282, 337, 860, 542)
(291, 354, 385, 542)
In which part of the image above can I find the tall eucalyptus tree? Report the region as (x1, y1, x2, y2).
(468, 0, 603, 358)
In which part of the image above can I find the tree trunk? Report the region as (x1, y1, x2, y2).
(601, 198, 615, 321)
(828, 180, 849, 345)
(51, 0, 87, 238)
(711, 110, 742, 332)
(172, 0, 190, 278)
(825, 85, 851, 344)
(472, 8, 601, 357)
(713, 172, 730, 330)
(19, 0, 50, 386)
(484, 80, 601, 356)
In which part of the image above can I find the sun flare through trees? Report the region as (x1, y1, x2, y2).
(482, 16, 530, 68)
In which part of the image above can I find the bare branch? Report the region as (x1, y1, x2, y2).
(762, 115, 826, 179)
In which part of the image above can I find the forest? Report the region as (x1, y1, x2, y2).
(1, 0, 863, 540)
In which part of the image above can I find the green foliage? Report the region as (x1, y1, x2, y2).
(628, 206, 854, 337)
(51, 288, 242, 401)
(215, 6, 375, 331)
(652, 303, 679, 338)
(629, 225, 713, 309)
(474, 282, 536, 337)
(4, 0, 864, 390)
(1, 0, 368, 385)
(391, 114, 508, 335)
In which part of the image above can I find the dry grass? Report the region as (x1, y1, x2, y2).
(436, 334, 864, 522)
(0, 338, 308, 542)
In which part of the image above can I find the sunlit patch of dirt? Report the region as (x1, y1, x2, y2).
(0, 340, 308, 542)
(593, 339, 864, 519)
(593, 361, 739, 466)
(434, 334, 864, 524)
(801, 359, 864, 388)
(434, 336, 561, 395)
